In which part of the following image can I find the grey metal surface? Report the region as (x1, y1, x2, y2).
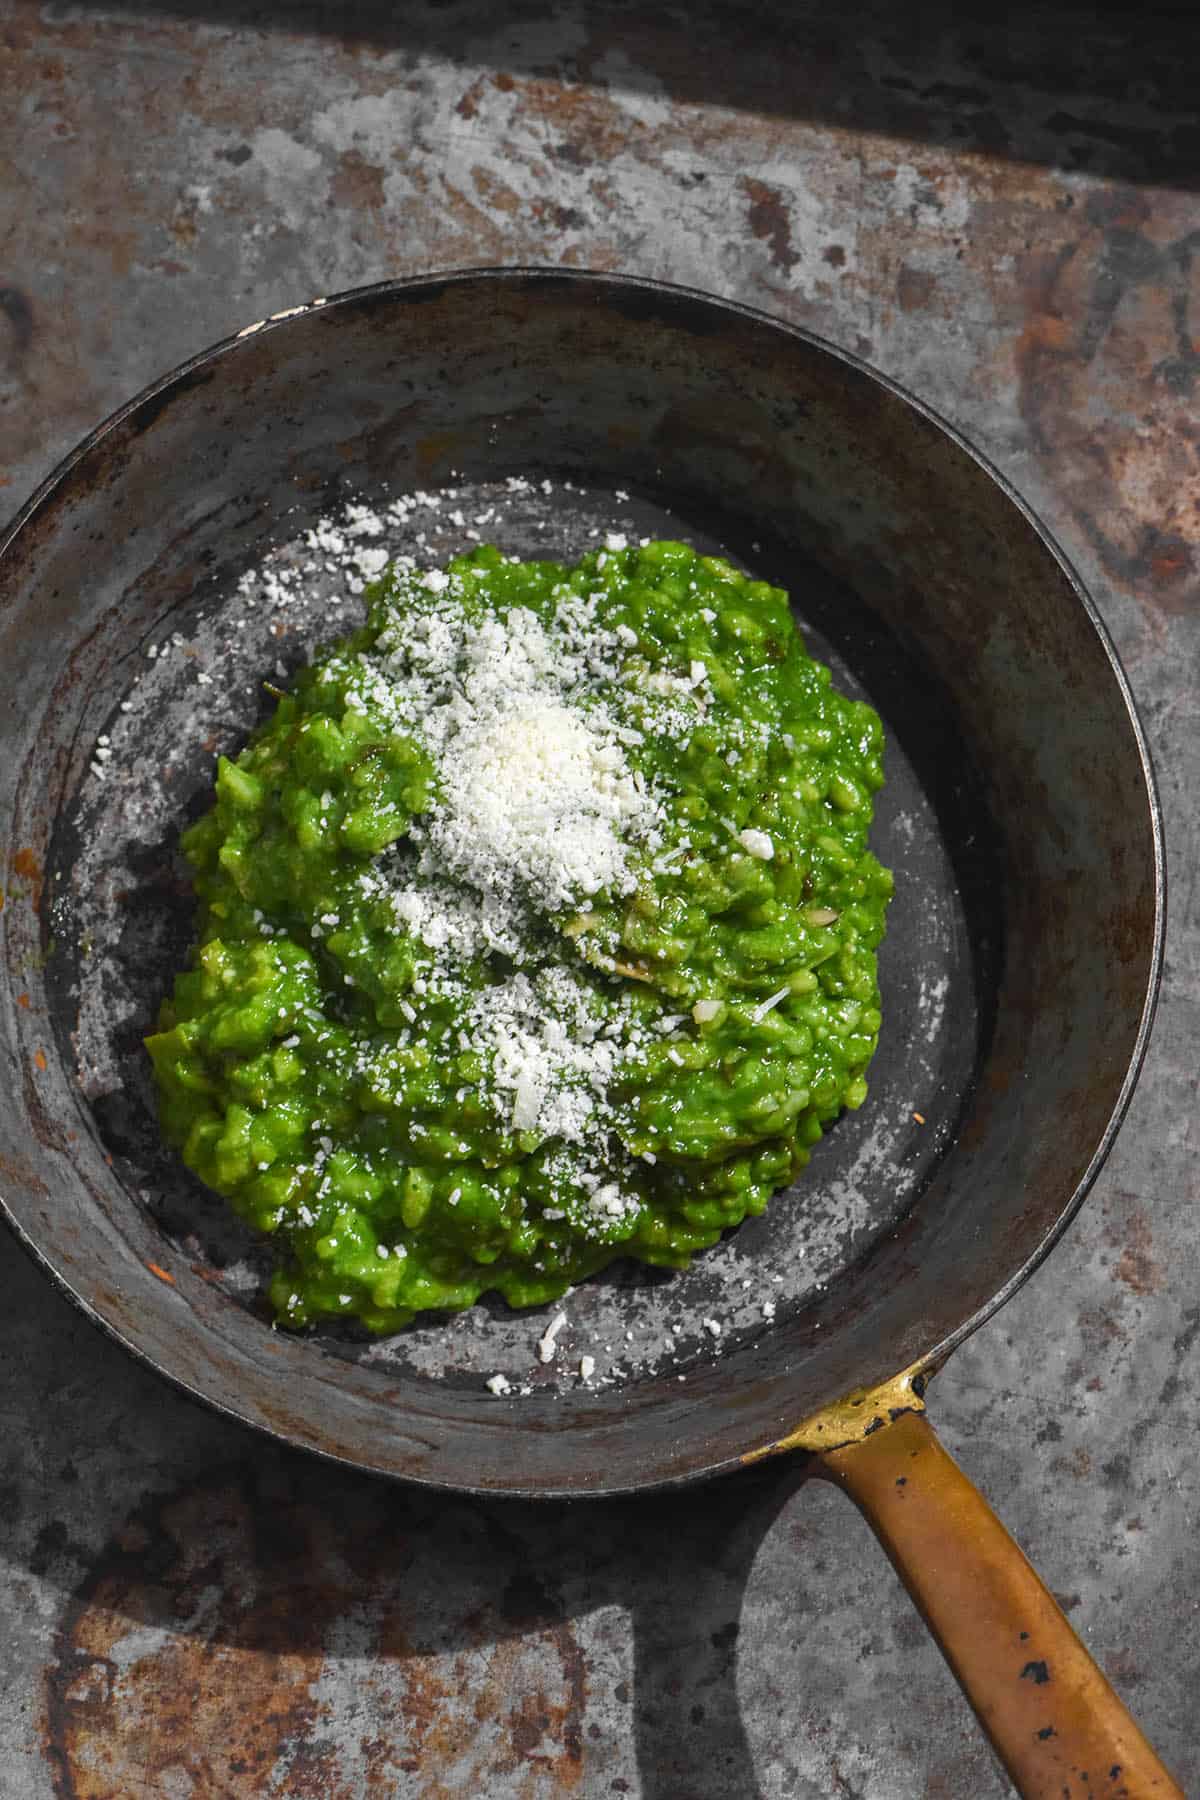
(1, 3, 1197, 1794)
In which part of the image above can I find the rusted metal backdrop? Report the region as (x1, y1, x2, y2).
(2, 4, 1198, 1795)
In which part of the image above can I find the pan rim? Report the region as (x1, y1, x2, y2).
(0, 266, 1167, 1497)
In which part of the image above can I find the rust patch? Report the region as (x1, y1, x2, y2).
(11, 844, 43, 907)
(1051, 1447, 1094, 1481)
(1016, 191, 1200, 616)
(167, 206, 197, 249)
(34, 1048, 47, 1072)
(1077, 1303, 1131, 1352)
(1106, 1203, 1163, 1297)
(45, 1465, 587, 1797)
(329, 149, 386, 211)
(510, 77, 641, 166)
(896, 264, 937, 312)
(455, 72, 487, 120)
(741, 176, 798, 274)
(472, 163, 522, 217)
(436, 178, 509, 258)
(0, 1147, 50, 1198)
(414, 430, 466, 478)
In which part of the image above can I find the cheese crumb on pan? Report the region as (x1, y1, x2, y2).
(537, 1311, 569, 1364)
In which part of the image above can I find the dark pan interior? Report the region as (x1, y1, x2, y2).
(0, 273, 1161, 1494)
(42, 477, 996, 1394)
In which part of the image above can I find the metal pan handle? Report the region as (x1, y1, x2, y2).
(813, 1410, 1182, 1796)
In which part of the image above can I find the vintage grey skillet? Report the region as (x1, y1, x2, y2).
(0, 271, 1175, 1792)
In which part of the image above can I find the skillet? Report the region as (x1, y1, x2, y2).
(0, 270, 1174, 1793)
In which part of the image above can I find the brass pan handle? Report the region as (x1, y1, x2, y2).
(813, 1409, 1182, 1797)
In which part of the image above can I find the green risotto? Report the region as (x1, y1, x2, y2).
(147, 540, 893, 1332)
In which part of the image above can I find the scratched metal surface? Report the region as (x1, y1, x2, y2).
(2, 3, 1198, 1795)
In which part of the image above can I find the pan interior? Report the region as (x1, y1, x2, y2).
(45, 470, 997, 1398)
(4, 273, 1157, 1493)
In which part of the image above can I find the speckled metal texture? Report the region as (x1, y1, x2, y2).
(0, 270, 1161, 1503)
(2, 4, 1198, 1795)
(25, 457, 985, 1409)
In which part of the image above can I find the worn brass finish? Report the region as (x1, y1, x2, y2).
(741, 1363, 930, 1461)
(816, 1411, 1183, 1797)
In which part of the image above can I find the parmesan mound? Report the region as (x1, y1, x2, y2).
(435, 696, 648, 909)
(335, 563, 708, 1234)
(368, 594, 666, 930)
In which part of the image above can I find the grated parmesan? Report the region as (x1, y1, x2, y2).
(322, 561, 716, 1219)
(537, 1311, 568, 1363)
